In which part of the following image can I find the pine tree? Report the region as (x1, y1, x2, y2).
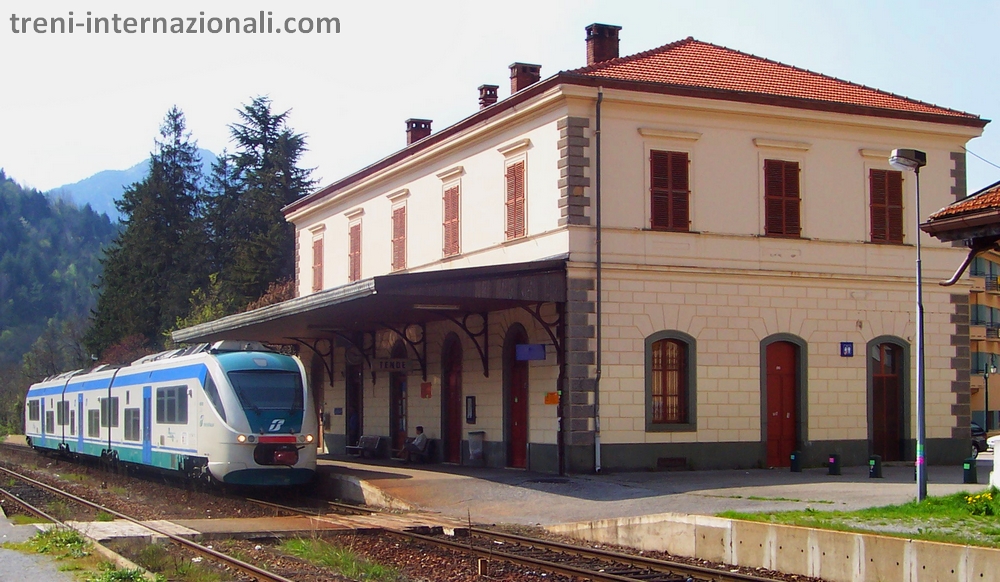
(210, 96, 315, 307)
(85, 107, 206, 356)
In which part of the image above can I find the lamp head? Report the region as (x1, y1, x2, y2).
(889, 148, 927, 171)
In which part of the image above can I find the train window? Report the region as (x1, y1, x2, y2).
(203, 375, 227, 422)
(156, 386, 188, 424)
(100, 397, 119, 428)
(69, 410, 75, 435)
(124, 408, 141, 441)
(27, 400, 40, 421)
(88, 410, 100, 437)
(45, 411, 54, 434)
(56, 401, 69, 426)
(228, 371, 304, 411)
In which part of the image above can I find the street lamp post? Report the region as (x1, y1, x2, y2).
(889, 148, 928, 501)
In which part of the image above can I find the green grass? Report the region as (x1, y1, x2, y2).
(8, 514, 48, 525)
(719, 487, 1000, 547)
(126, 541, 221, 582)
(95, 511, 115, 522)
(2, 527, 114, 579)
(281, 538, 402, 581)
(86, 563, 156, 582)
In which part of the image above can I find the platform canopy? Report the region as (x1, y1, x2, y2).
(922, 181, 1000, 285)
(171, 257, 567, 345)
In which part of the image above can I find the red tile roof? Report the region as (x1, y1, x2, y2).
(929, 181, 1000, 220)
(569, 37, 978, 120)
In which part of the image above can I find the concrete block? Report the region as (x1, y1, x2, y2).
(774, 525, 812, 576)
(810, 529, 860, 582)
(860, 534, 907, 582)
(694, 516, 732, 563)
(911, 539, 967, 582)
(967, 544, 1000, 582)
(731, 520, 773, 569)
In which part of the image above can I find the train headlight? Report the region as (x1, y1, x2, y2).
(305, 434, 314, 443)
(237, 434, 247, 443)
(297, 434, 305, 443)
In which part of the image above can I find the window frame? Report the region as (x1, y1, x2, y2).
(124, 407, 141, 441)
(442, 182, 461, 257)
(762, 158, 802, 238)
(87, 409, 100, 437)
(391, 203, 407, 271)
(868, 168, 905, 244)
(644, 330, 697, 432)
(100, 396, 119, 428)
(504, 157, 527, 240)
(348, 220, 362, 282)
(311, 234, 324, 292)
(156, 385, 188, 425)
(27, 400, 40, 421)
(649, 149, 691, 231)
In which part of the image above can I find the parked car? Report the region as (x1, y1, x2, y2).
(972, 421, 988, 458)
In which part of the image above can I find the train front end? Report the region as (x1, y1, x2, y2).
(207, 351, 317, 486)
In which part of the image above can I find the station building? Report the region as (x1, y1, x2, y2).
(175, 25, 988, 473)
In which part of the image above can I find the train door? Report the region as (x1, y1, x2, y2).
(345, 363, 363, 448)
(441, 334, 463, 464)
(765, 341, 798, 467)
(389, 341, 408, 452)
(142, 386, 152, 465)
(77, 393, 84, 451)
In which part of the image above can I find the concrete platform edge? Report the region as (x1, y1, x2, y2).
(34, 523, 158, 581)
(545, 513, 1000, 582)
(317, 470, 415, 511)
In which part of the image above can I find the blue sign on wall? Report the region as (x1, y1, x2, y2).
(840, 342, 854, 357)
(516, 344, 546, 361)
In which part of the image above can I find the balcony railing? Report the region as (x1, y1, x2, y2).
(986, 278, 1000, 294)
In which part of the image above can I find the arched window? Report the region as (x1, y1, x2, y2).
(645, 331, 696, 431)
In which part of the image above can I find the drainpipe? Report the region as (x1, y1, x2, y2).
(594, 87, 603, 473)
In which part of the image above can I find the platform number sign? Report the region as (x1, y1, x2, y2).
(840, 342, 854, 358)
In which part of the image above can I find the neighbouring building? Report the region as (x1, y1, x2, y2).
(175, 25, 988, 473)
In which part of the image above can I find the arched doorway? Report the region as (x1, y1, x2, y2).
(389, 340, 408, 453)
(441, 333, 463, 464)
(503, 324, 529, 468)
(869, 339, 906, 462)
(762, 336, 805, 467)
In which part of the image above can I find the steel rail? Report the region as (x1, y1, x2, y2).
(0, 464, 293, 582)
(470, 527, 782, 582)
(0, 484, 67, 527)
(383, 528, 643, 582)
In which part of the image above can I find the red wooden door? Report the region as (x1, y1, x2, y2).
(766, 342, 797, 467)
(871, 343, 902, 461)
(442, 341, 463, 463)
(508, 359, 529, 468)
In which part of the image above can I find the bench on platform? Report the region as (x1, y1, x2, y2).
(394, 437, 435, 463)
(345, 435, 382, 458)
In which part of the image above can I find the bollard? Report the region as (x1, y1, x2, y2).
(828, 453, 841, 476)
(790, 450, 802, 472)
(869, 454, 882, 478)
(964, 457, 978, 484)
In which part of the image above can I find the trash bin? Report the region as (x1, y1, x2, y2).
(790, 450, 802, 472)
(828, 453, 841, 476)
(964, 457, 978, 484)
(869, 454, 882, 479)
(467, 431, 485, 466)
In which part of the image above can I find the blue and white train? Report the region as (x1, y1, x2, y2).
(24, 341, 317, 486)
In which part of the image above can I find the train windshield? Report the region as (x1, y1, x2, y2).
(227, 370, 304, 411)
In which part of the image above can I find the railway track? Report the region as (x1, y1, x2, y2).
(249, 497, 787, 582)
(0, 464, 295, 582)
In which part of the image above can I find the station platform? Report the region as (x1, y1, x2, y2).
(314, 452, 996, 526)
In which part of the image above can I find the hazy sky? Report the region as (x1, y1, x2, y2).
(3, 0, 999, 198)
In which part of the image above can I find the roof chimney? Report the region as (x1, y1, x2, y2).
(509, 63, 541, 94)
(478, 84, 499, 109)
(405, 118, 432, 145)
(585, 23, 622, 65)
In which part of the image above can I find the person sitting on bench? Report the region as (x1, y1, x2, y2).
(401, 426, 428, 461)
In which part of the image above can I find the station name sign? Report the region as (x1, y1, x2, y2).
(375, 358, 409, 371)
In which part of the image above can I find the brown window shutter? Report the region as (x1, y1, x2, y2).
(764, 159, 800, 237)
(311, 238, 323, 292)
(391, 206, 406, 271)
(870, 169, 904, 244)
(443, 186, 460, 256)
(651, 339, 687, 424)
(348, 223, 361, 282)
(650, 150, 690, 231)
(505, 161, 525, 239)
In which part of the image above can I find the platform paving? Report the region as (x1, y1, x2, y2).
(316, 452, 996, 526)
